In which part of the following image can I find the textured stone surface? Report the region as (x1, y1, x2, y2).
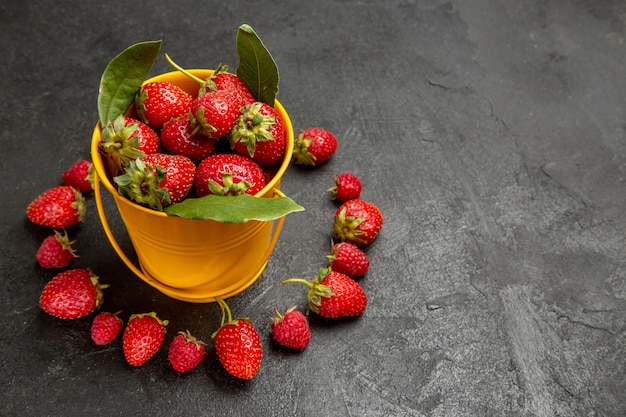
(1, 1, 624, 416)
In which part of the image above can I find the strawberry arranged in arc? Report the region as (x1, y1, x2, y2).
(135, 81, 193, 129)
(122, 312, 168, 367)
(328, 172, 362, 202)
(271, 306, 311, 350)
(27, 185, 86, 229)
(292, 127, 338, 166)
(36, 229, 79, 269)
(62, 160, 93, 193)
(230, 102, 286, 167)
(160, 117, 217, 161)
(212, 298, 263, 380)
(91, 311, 123, 346)
(168, 330, 206, 373)
(114, 153, 196, 210)
(333, 199, 383, 247)
(195, 153, 265, 197)
(40, 268, 108, 319)
(327, 241, 370, 277)
(282, 268, 367, 318)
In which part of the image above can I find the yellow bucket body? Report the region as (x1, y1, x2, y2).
(91, 70, 294, 302)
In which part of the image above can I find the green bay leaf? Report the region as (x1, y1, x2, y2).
(163, 194, 304, 223)
(98, 40, 162, 127)
(236, 24, 279, 107)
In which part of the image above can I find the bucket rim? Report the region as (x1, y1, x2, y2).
(90, 69, 295, 218)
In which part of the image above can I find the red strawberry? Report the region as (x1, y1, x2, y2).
(333, 199, 383, 247)
(282, 268, 367, 318)
(327, 242, 370, 277)
(62, 160, 93, 193)
(27, 185, 86, 229)
(114, 153, 196, 210)
(203, 64, 255, 104)
(100, 115, 160, 173)
(135, 81, 193, 129)
(271, 306, 311, 350)
(292, 127, 338, 166)
(122, 312, 168, 367)
(328, 172, 362, 202)
(35, 229, 78, 269)
(212, 298, 262, 380)
(229, 102, 286, 167)
(195, 153, 265, 197)
(168, 330, 206, 373)
(40, 268, 108, 319)
(189, 89, 245, 139)
(91, 311, 123, 345)
(160, 116, 217, 160)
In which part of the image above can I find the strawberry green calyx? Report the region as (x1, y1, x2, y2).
(54, 229, 79, 258)
(87, 268, 110, 310)
(100, 115, 144, 173)
(164, 53, 221, 96)
(128, 311, 169, 327)
(333, 206, 367, 245)
(208, 172, 252, 196)
(70, 187, 87, 224)
(281, 268, 335, 314)
(291, 136, 316, 166)
(229, 102, 277, 158)
(212, 297, 248, 338)
(114, 158, 170, 211)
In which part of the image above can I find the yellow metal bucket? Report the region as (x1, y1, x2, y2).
(91, 70, 294, 303)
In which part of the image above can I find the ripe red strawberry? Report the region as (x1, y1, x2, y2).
(91, 311, 123, 345)
(100, 115, 160, 173)
(271, 306, 311, 350)
(212, 298, 263, 380)
(203, 64, 255, 104)
(168, 330, 206, 373)
(40, 268, 108, 319)
(27, 185, 86, 229)
(282, 268, 367, 318)
(35, 229, 78, 269)
(122, 312, 168, 367)
(292, 127, 338, 166)
(62, 160, 93, 193)
(114, 153, 196, 210)
(189, 89, 245, 139)
(160, 116, 217, 160)
(135, 81, 193, 129)
(195, 153, 265, 197)
(327, 242, 370, 277)
(328, 172, 362, 202)
(333, 199, 383, 247)
(229, 102, 286, 167)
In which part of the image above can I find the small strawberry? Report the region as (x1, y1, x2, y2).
(333, 199, 384, 247)
(229, 102, 286, 167)
(212, 297, 262, 380)
(27, 185, 86, 229)
(195, 153, 265, 197)
(328, 172, 362, 202)
(282, 268, 367, 318)
(168, 330, 206, 373)
(122, 312, 168, 367)
(292, 128, 338, 166)
(40, 268, 108, 319)
(62, 160, 93, 193)
(271, 306, 311, 350)
(114, 153, 196, 210)
(327, 241, 370, 277)
(91, 311, 123, 345)
(160, 116, 217, 160)
(135, 81, 193, 129)
(99, 115, 160, 173)
(35, 229, 78, 269)
(189, 89, 245, 139)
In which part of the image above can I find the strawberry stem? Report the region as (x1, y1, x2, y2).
(280, 278, 314, 288)
(164, 53, 206, 85)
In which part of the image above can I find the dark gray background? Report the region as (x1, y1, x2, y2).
(1, 1, 624, 416)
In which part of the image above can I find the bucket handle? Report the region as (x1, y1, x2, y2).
(93, 169, 287, 287)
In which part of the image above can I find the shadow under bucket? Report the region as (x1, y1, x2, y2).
(91, 70, 294, 303)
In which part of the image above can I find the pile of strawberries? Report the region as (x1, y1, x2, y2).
(24, 32, 384, 380)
